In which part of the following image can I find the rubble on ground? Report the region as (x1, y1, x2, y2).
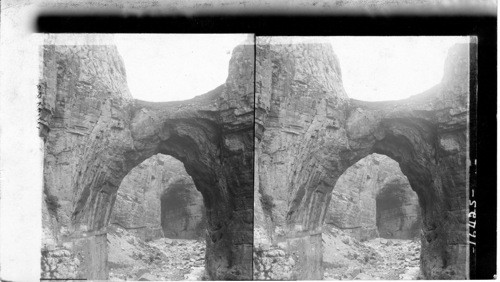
(108, 225, 206, 281)
(323, 226, 422, 280)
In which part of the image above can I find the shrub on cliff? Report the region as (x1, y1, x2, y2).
(45, 193, 61, 214)
(260, 194, 275, 214)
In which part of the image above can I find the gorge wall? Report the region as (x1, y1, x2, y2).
(255, 38, 470, 279)
(40, 36, 254, 280)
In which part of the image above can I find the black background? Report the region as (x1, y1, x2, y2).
(36, 13, 497, 279)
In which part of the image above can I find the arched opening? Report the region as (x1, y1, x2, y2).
(323, 153, 423, 280)
(108, 154, 207, 281)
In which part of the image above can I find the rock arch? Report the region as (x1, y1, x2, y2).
(256, 40, 469, 279)
(40, 40, 254, 280)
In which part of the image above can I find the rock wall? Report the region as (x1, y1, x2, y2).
(325, 153, 421, 241)
(255, 38, 349, 280)
(40, 35, 254, 280)
(161, 176, 206, 239)
(255, 38, 469, 279)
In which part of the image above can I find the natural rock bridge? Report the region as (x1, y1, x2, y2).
(255, 40, 469, 279)
(40, 37, 470, 280)
(40, 41, 254, 280)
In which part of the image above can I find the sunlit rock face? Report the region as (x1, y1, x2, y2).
(325, 154, 421, 241)
(255, 38, 469, 280)
(40, 37, 254, 280)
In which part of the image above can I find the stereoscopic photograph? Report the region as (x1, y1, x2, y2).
(37, 34, 476, 281)
(0, 0, 494, 279)
(38, 34, 254, 280)
(254, 36, 473, 280)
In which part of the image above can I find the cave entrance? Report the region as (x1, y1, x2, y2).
(108, 153, 207, 281)
(376, 180, 422, 240)
(323, 153, 423, 280)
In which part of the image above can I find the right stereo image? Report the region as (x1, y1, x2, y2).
(254, 36, 473, 280)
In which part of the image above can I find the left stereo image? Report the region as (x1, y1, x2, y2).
(38, 34, 255, 280)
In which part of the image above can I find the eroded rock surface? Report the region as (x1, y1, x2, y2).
(40, 36, 254, 280)
(255, 38, 469, 279)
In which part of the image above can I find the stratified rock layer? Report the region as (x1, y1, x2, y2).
(40, 37, 254, 280)
(255, 38, 469, 279)
(325, 154, 421, 241)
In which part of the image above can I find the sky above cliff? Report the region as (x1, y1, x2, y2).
(115, 34, 249, 102)
(329, 36, 470, 101)
(116, 35, 469, 102)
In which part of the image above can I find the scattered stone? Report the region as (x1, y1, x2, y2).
(184, 267, 205, 280)
(138, 273, 157, 281)
(347, 267, 362, 278)
(342, 237, 351, 245)
(355, 273, 374, 280)
(107, 226, 206, 281)
(321, 226, 422, 281)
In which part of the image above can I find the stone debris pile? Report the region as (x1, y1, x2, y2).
(108, 226, 206, 281)
(41, 247, 80, 279)
(323, 227, 422, 280)
(253, 243, 296, 280)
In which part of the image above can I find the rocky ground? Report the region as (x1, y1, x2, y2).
(323, 227, 422, 280)
(108, 225, 206, 281)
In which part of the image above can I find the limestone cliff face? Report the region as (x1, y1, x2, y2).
(40, 36, 254, 280)
(40, 43, 134, 247)
(255, 38, 469, 279)
(255, 38, 349, 238)
(40, 43, 135, 279)
(325, 154, 421, 241)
